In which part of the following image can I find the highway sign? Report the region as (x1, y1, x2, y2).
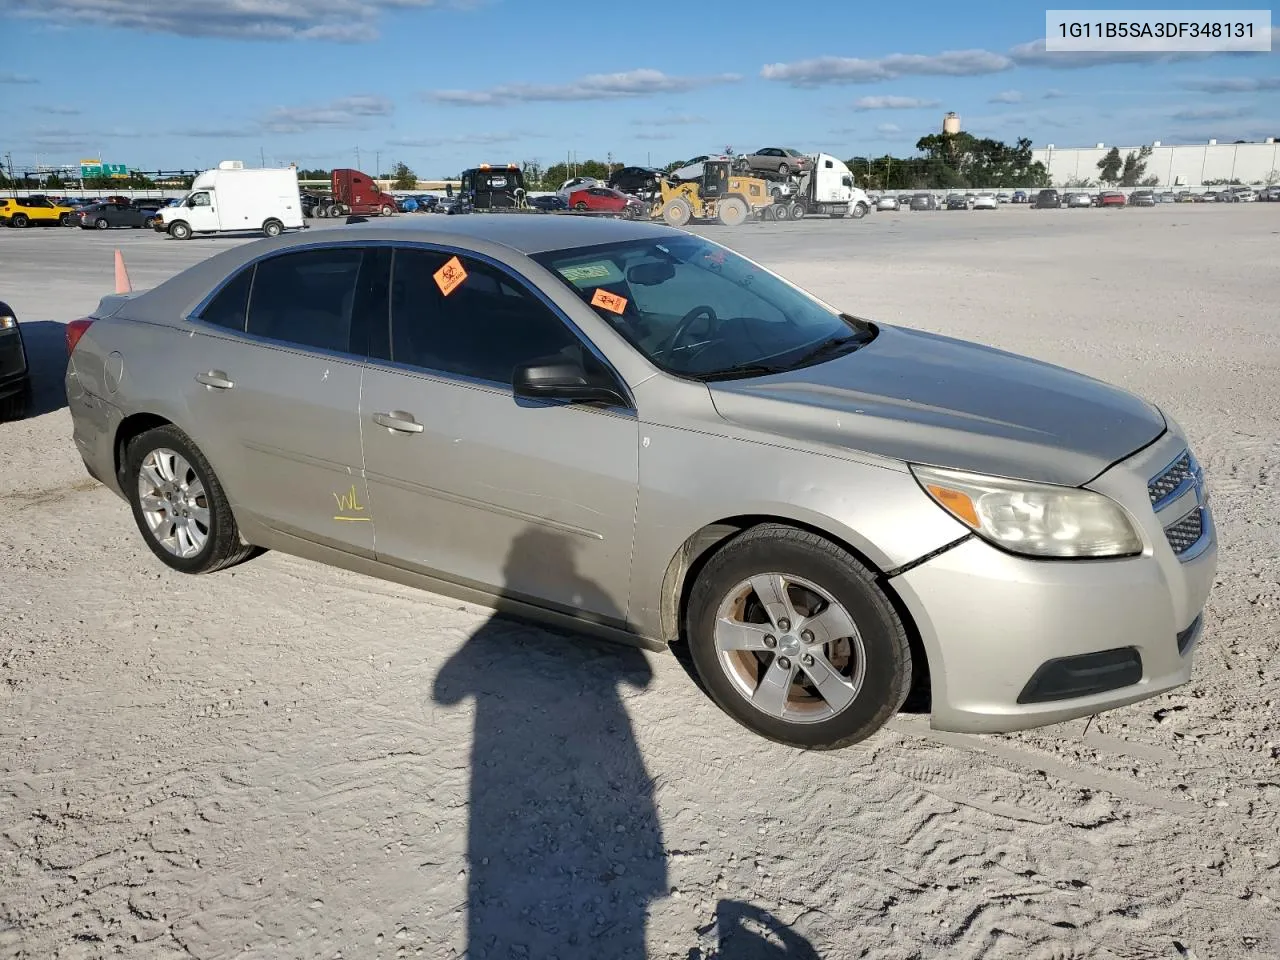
(79, 162, 129, 179)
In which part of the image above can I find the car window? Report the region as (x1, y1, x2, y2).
(198, 266, 254, 332)
(534, 235, 873, 380)
(245, 247, 364, 353)
(386, 249, 584, 385)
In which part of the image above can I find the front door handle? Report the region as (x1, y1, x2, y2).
(195, 370, 234, 389)
(372, 411, 424, 434)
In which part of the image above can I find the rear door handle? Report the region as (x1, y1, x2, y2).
(195, 370, 234, 389)
(372, 411, 424, 434)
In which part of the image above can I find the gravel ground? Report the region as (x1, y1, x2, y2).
(2, 205, 1278, 960)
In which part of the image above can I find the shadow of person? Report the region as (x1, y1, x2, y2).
(433, 528, 667, 959)
(13, 320, 69, 417)
(691, 900, 822, 960)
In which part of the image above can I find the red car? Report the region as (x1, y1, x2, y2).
(567, 186, 644, 218)
(1099, 191, 1127, 207)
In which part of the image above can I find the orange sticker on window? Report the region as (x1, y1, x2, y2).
(591, 288, 627, 314)
(434, 256, 467, 296)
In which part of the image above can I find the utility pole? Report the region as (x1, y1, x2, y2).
(260, 146, 266, 168)
(356, 145, 361, 170)
(375, 151, 381, 180)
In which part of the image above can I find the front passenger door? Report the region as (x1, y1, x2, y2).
(359, 247, 640, 625)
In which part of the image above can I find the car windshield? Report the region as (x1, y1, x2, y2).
(532, 235, 875, 381)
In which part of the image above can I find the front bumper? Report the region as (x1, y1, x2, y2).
(890, 430, 1217, 734)
(0, 331, 29, 398)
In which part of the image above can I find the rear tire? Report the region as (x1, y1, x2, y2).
(95, 218, 109, 230)
(124, 424, 257, 575)
(143, 216, 155, 228)
(262, 218, 283, 238)
(11, 214, 28, 228)
(574, 201, 588, 210)
(717, 196, 748, 226)
(787, 202, 805, 220)
(685, 523, 913, 750)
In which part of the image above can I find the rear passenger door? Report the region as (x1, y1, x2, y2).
(180, 244, 389, 556)
(358, 246, 640, 625)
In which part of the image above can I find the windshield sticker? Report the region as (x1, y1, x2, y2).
(591, 289, 628, 315)
(434, 255, 468, 296)
(559, 261, 622, 285)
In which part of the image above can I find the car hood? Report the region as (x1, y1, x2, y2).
(706, 324, 1166, 486)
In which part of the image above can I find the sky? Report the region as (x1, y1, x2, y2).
(0, 0, 1277, 177)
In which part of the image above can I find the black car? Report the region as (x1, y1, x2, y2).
(910, 192, 939, 210)
(0, 300, 30, 420)
(75, 202, 159, 230)
(1129, 189, 1156, 207)
(607, 166, 662, 197)
(1033, 189, 1062, 209)
(529, 194, 568, 211)
(944, 194, 969, 210)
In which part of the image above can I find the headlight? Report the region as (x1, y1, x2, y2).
(0, 315, 16, 331)
(910, 464, 1143, 559)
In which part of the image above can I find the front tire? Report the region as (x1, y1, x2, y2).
(168, 220, 192, 240)
(125, 424, 256, 574)
(685, 524, 912, 750)
(380, 204, 394, 216)
(850, 202, 868, 219)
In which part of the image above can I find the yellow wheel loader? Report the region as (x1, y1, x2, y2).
(652, 159, 772, 227)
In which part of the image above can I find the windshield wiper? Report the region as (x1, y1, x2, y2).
(691, 362, 791, 382)
(789, 331, 873, 368)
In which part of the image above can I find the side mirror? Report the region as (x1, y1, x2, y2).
(512, 358, 626, 406)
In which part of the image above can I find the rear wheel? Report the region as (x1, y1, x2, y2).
(717, 196, 749, 226)
(143, 216, 155, 228)
(262, 218, 283, 237)
(788, 201, 805, 220)
(778, 162, 790, 176)
(685, 524, 913, 750)
(574, 201, 588, 210)
(95, 218, 110, 230)
(125, 424, 257, 575)
(11, 214, 28, 228)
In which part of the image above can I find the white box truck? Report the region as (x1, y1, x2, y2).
(157, 161, 305, 240)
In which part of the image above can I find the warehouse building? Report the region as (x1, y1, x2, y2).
(1032, 139, 1280, 187)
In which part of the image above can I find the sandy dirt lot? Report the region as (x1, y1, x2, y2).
(2, 205, 1278, 960)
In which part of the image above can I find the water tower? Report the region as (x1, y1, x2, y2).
(943, 112, 961, 135)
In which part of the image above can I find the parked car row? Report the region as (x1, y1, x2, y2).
(0, 194, 173, 229)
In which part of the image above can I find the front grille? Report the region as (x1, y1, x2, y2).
(1164, 507, 1204, 555)
(1148, 452, 1194, 507)
(0, 341, 27, 380)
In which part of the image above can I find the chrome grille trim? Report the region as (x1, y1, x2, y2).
(1148, 451, 1195, 510)
(1149, 448, 1211, 562)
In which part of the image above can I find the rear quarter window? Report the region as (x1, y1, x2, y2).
(197, 267, 254, 332)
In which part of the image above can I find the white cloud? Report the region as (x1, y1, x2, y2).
(1182, 75, 1280, 93)
(761, 50, 1013, 86)
(634, 132, 678, 141)
(3, 0, 467, 42)
(631, 113, 707, 126)
(1170, 105, 1252, 122)
(428, 69, 741, 105)
(851, 95, 941, 110)
(989, 90, 1023, 104)
(262, 95, 393, 134)
(876, 123, 902, 135)
(763, 31, 1280, 88)
(385, 131, 525, 147)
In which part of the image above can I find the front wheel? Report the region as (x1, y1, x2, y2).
(168, 221, 192, 240)
(850, 202, 868, 219)
(125, 424, 257, 574)
(380, 204, 394, 216)
(685, 524, 912, 750)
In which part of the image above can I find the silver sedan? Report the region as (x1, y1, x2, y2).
(64, 216, 1216, 749)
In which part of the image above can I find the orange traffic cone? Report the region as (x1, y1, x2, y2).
(114, 249, 132, 294)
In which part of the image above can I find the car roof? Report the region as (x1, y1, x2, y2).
(323, 212, 677, 254)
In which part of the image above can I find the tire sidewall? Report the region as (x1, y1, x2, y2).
(686, 532, 910, 749)
(125, 427, 226, 573)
